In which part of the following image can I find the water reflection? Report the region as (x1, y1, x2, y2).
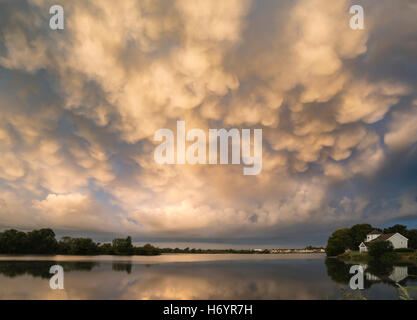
(325, 258, 417, 291)
(362, 264, 413, 284)
(0, 255, 336, 299)
(112, 263, 132, 274)
(0, 261, 99, 279)
(0, 255, 416, 299)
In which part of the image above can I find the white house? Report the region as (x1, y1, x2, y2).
(359, 230, 408, 253)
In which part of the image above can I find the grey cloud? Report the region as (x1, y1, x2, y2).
(0, 0, 416, 244)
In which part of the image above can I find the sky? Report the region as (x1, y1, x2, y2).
(0, 0, 416, 248)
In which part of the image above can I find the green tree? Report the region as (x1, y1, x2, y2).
(326, 228, 353, 256)
(368, 241, 394, 261)
(406, 229, 417, 249)
(135, 243, 160, 256)
(0, 229, 29, 254)
(27, 228, 58, 254)
(99, 243, 114, 255)
(349, 224, 373, 249)
(72, 238, 99, 255)
(58, 237, 99, 255)
(57, 236, 72, 254)
(112, 236, 133, 255)
(383, 224, 408, 236)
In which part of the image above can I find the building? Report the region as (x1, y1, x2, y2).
(359, 230, 408, 253)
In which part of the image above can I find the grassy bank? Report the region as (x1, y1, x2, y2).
(338, 251, 417, 265)
(338, 251, 370, 263)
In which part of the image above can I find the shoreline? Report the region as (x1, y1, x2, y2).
(335, 251, 417, 266)
(0, 252, 326, 264)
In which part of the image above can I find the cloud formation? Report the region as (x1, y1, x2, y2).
(0, 0, 416, 243)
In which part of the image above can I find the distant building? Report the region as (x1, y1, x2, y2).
(269, 248, 324, 254)
(359, 230, 408, 253)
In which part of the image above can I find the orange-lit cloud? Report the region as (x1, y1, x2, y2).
(0, 0, 416, 243)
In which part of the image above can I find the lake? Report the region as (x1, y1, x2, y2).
(0, 253, 416, 299)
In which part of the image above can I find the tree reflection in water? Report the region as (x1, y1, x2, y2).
(112, 262, 133, 274)
(0, 261, 99, 279)
(325, 258, 417, 290)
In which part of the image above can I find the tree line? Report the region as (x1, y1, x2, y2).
(0, 228, 299, 255)
(326, 224, 417, 257)
(0, 229, 270, 255)
(0, 228, 160, 255)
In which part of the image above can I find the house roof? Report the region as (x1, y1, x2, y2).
(368, 230, 382, 235)
(365, 233, 395, 244)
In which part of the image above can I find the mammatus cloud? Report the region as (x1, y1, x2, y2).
(384, 99, 417, 152)
(0, 0, 416, 242)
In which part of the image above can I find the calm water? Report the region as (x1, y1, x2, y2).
(0, 254, 416, 299)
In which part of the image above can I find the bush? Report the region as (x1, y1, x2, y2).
(380, 252, 397, 264)
(368, 241, 394, 261)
